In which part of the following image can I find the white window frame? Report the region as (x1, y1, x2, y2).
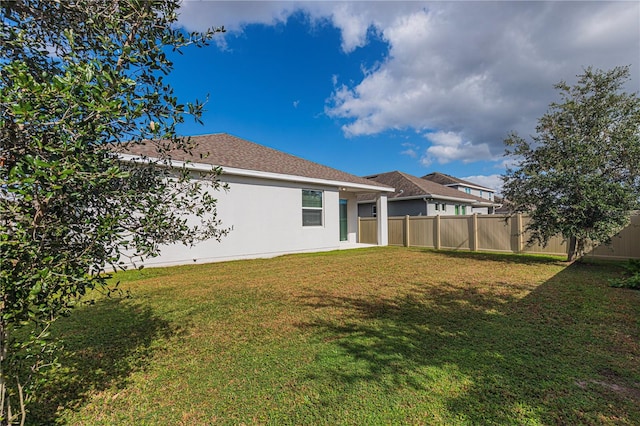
(302, 189, 323, 227)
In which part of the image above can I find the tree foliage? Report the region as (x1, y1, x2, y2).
(0, 1, 225, 422)
(502, 66, 640, 261)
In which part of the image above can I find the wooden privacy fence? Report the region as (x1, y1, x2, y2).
(358, 213, 640, 260)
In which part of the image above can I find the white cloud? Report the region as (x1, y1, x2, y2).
(177, 1, 640, 166)
(420, 131, 493, 165)
(401, 148, 417, 158)
(498, 156, 522, 173)
(400, 142, 418, 158)
(177, 1, 309, 49)
(293, 100, 300, 108)
(461, 174, 504, 194)
(177, 1, 296, 34)
(329, 2, 370, 52)
(321, 2, 639, 163)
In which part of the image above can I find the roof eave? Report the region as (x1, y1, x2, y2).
(118, 154, 394, 193)
(445, 183, 495, 192)
(358, 194, 498, 205)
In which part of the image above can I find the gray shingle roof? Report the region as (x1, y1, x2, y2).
(119, 133, 392, 190)
(421, 172, 494, 192)
(359, 171, 491, 203)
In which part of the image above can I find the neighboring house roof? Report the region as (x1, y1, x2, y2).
(493, 196, 510, 214)
(358, 171, 494, 205)
(422, 172, 495, 192)
(118, 133, 393, 192)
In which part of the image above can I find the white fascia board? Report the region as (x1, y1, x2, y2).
(424, 194, 499, 205)
(357, 194, 493, 205)
(396, 194, 482, 204)
(445, 183, 495, 193)
(118, 154, 394, 193)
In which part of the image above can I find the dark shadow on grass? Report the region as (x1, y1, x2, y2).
(27, 297, 180, 424)
(414, 247, 567, 265)
(297, 262, 640, 424)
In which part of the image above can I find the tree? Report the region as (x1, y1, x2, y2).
(502, 66, 640, 262)
(1, 1, 226, 423)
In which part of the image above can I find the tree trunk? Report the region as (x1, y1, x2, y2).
(1, 320, 9, 424)
(567, 235, 578, 262)
(0, 320, 26, 426)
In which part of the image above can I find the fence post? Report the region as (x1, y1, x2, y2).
(404, 215, 410, 247)
(472, 213, 479, 252)
(435, 214, 441, 249)
(357, 217, 361, 243)
(517, 213, 524, 253)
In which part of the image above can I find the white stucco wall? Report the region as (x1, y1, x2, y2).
(455, 185, 494, 201)
(426, 201, 471, 216)
(472, 206, 490, 214)
(135, 174, 363, 267)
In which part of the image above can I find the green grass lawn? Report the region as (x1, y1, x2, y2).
(32, 247, 639, 425)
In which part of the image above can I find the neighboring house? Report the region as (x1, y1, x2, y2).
(358, 171, 498, 217)
(493, 196, 511, 214)
(422, 172, 496, 202)
(119, 133, 394, 267)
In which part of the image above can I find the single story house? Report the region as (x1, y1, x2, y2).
(119, 133, 394, 267)
(358, 171, 498, 217)
(422, 172, 496, 202)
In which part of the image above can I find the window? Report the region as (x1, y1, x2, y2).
(461, 205, 467, 215)
(302, 189, 323, 226)
(455, 205, 460, 215)
(435, 203, 440, 211)
(479, 190, 483, 197)
(371, 204, 377, 217)
(465, 188, 471, 194)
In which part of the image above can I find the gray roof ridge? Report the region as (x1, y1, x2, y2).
(363, 170, 485, 201)
(422, 171, 494, 191)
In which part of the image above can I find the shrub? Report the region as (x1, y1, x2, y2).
(609, 259, 640, 289)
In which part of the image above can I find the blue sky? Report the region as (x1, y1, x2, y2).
(170, 1, 640, 192)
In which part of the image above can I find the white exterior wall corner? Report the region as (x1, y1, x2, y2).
(376, 195, 389, 246)
(340, 190, 359, 244)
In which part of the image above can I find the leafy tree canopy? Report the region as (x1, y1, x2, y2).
(502, 66, 640, 261)
(1, 1, 225, 422)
